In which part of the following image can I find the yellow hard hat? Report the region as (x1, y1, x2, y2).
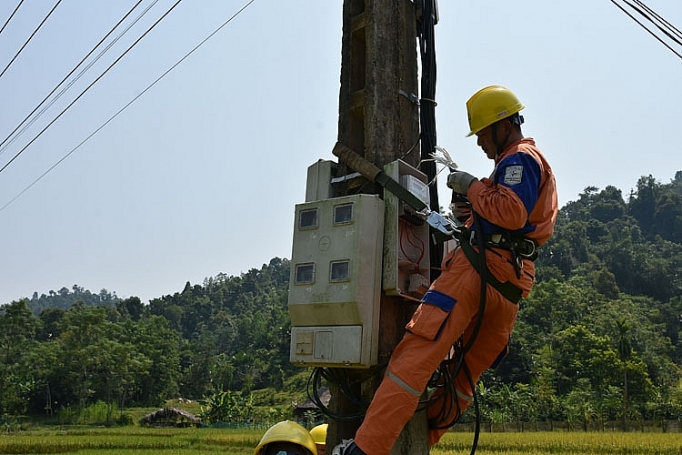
(310, 423, 328, 445)
(253, 420, 318, 455)
(466, 85, 524, 137)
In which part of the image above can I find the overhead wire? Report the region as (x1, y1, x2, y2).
(0, 0, 151, 156)
(0, 0, 25, 36)
(0, 0, 257, 213)
(0, 0, 184, 176)
(609, 0, 682, 59)
(624, 0, 682, 46)
(633, 0, 682, 40)
(0, 0, 63, 79)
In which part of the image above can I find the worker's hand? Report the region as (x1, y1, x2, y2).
(450, 200, 471, 223)
(447, 170, 477, 195)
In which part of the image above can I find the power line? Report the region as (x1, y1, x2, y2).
(624, 0, 682, 46)
(0, 0, 63, 79)
(0, 0, 25, 36)
(633, 0, 682, 40)
(0, 0, 156, 156)
(609, 0, 682, 59)
(0, 0, 257, 213)
(0, 0, 184, 176)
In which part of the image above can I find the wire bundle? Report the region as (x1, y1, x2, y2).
(417, 0, 444, 280)
(0, 0, 256, 212)
(305, 365, 384, 422)
(610, 0, 682, 59)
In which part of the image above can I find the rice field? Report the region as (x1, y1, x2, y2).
(0, 427, 681, 454)
(0, 427, 261, 455)
(432, 431, 682, 455)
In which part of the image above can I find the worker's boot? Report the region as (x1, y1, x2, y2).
(331, 439, 366, 455)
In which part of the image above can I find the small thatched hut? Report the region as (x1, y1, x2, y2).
(293, 387, 331, 421)
(139, 407, 202, 427)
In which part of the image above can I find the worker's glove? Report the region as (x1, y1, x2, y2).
(450, 200, 471, 223)
(447, 170, 477, 195)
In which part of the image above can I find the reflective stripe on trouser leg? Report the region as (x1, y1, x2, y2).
(386, 370, 422, 398)
(353, 369, 422, 455)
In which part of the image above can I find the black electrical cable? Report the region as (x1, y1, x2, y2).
(609, 0, 682, 59)
(0, 0, 147, 156)
(417, 0, 442, 279)
(622, 0, 682, 47)
(420, 344, 464, 424)
(0, 0, 25, 36)
(0, 0, 257, 213)
(0, 0, 63, 80)
(0, 0, 183, 176)
(306, 366, 383, 421)
(633, 0, 682, 40)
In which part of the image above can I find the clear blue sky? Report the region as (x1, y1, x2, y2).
(1, 0, 680, 305)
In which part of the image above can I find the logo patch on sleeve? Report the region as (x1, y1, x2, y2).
(503, 165, 523, 186)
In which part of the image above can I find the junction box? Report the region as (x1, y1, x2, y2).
(288, 159, 430, 368)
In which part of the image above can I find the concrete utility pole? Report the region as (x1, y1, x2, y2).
(328, 1, 431, 453)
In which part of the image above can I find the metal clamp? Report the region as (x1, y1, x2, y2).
(420, 210, 460, 238)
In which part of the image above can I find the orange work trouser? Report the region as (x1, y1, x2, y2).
(354, 246, 532, 455)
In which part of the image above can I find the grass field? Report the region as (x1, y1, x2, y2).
(1, 427, 681, 455)
(0, 427, 261, 454)
(432, 431, 682, 455)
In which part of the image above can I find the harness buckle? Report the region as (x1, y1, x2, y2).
(520, 238, 537, 259)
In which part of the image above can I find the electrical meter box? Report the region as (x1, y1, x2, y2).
(382, 160, 431, 299)
(288, 193, 384, 368)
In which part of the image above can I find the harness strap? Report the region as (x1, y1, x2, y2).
(459, 240, 523, 304)
(465, 231, 538, 260)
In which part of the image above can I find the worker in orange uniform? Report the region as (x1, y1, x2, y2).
(333, 85, 558, 455)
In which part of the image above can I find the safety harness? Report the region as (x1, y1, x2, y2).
(457, 229, 537, 304)
(459, 237, 518, 304)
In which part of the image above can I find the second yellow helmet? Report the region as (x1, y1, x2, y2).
(310, 423, 328, 445)
(253, 420, 317, 455)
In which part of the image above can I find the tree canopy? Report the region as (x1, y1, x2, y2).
(1, 172, 681, 426)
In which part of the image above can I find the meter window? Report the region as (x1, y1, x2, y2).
(333, 203, 354, 225)
(295, 263, 315, 284)
(330, 260, 351, 282)
(299, 208, 319, 229)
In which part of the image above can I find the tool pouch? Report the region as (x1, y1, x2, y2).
(406, 290, 456, 341)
